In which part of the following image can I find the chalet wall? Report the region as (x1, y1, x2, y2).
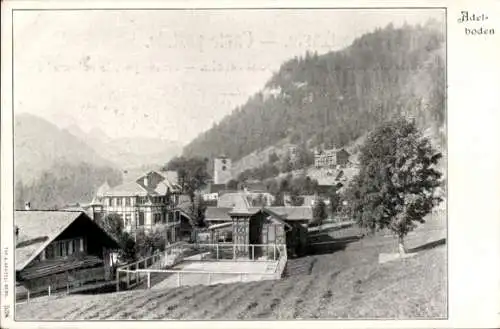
(22, 266, 106, 294)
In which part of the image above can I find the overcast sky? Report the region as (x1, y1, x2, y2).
(13, 9, 444, 145)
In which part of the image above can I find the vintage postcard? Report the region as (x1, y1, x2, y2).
(1, 0, 499, 328)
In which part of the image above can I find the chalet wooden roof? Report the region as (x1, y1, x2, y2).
(206, 205, 312, 224)
(15, 210, 119, 272)
(217, 193, 251, 208)
(205, 207, 233, 222)
(173, 208, 196, 227)
(257, 208, 292, 230)
(98, 170, 181, 197)
(207, 222, 232, 231)
(265, 206, 313, 221)
(19, 255, 104, 280)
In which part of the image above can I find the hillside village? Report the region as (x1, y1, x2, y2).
(15, 126, 446, 319)
(13, 19, 446, 320)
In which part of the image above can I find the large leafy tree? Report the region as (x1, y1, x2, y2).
(345, 118, 442, 254)
(164, 156, 210, 197)
(312, 198, 328, 226)
(96, 213, 124, 242)
(188, 193, 207, 227)
(97, 214, 136, 263)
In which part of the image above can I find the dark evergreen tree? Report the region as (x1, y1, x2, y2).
(182, 23, 445, 165)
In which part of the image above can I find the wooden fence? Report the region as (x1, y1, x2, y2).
(16, 266, 108, 304)
(115, 241, 186, 291)
(116, 243, 287, 291)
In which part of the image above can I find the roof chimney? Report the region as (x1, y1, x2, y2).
(24, 201, 31, 211)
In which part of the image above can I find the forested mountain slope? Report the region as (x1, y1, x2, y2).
(182, 22, 445, 163)
(15, 113, 114, 184)
(14, 113, 123, 209)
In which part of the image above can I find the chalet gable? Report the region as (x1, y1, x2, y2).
(15, 211, 120, 272)
(136, 171, 165, 190)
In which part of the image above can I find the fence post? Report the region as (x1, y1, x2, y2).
(147, 272, 151, 289)
(27, 289, 30, 303)
(273, 244, 276, 261)
(216, 244, 219, 260)
(116, 270, 120, 292)
(127, 270, 130, 289)
(48, 285, 51, 297)
(177, 272, 181, 287)
(67, 282, 69, 294)
(252, 245, 255, 261)
(233, 244, 236, 260)
(136, 264, 139, 283)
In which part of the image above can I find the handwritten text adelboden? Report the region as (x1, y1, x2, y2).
(458, 11, 495, 36)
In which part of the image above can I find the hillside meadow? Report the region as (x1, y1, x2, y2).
(16, 215, 446, 320)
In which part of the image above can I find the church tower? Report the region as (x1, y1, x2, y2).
(213, 156, 232, 185)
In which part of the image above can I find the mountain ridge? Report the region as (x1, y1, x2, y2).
(14, 113, 114, 184)
(182, 22, 446, 174)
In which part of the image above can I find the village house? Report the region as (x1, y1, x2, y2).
(229, 205, 310, 258)
(89, 171, 182, 240)
(15, 210, 120, 298)
(171, 194, 200, 241)
(200, 192, 312, 257)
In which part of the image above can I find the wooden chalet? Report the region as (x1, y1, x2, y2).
(202, 200, 311, 258)
(15, 210, 120, 296)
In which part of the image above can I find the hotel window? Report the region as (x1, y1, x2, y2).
(117, 213, 124, 225)
(125, 197, 131, 206)
(138, 212, 145, 226)
(117, 198, 122, 206)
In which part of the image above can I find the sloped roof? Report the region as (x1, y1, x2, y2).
(259, 208, 292, 229)
(217, 193, 251, 209)
(101, 181, 148, 197)
(96, 181, 111, 195)
(205, 207, 232, 221)
(243, 181, 266, 192)
(207, 222, 232, 231)
(173, 208, 196, 226)
(162, 170, 179, 185)
(100, 170, 180, 197)
(178, 194, 191, 204)
(265, 206, 313, 221)
(15, 210, 119, 271)
(225, 206, 292, 229)
(176, 201, 192, 214)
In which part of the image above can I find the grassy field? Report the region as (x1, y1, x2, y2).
(16, 216, 446, 320)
